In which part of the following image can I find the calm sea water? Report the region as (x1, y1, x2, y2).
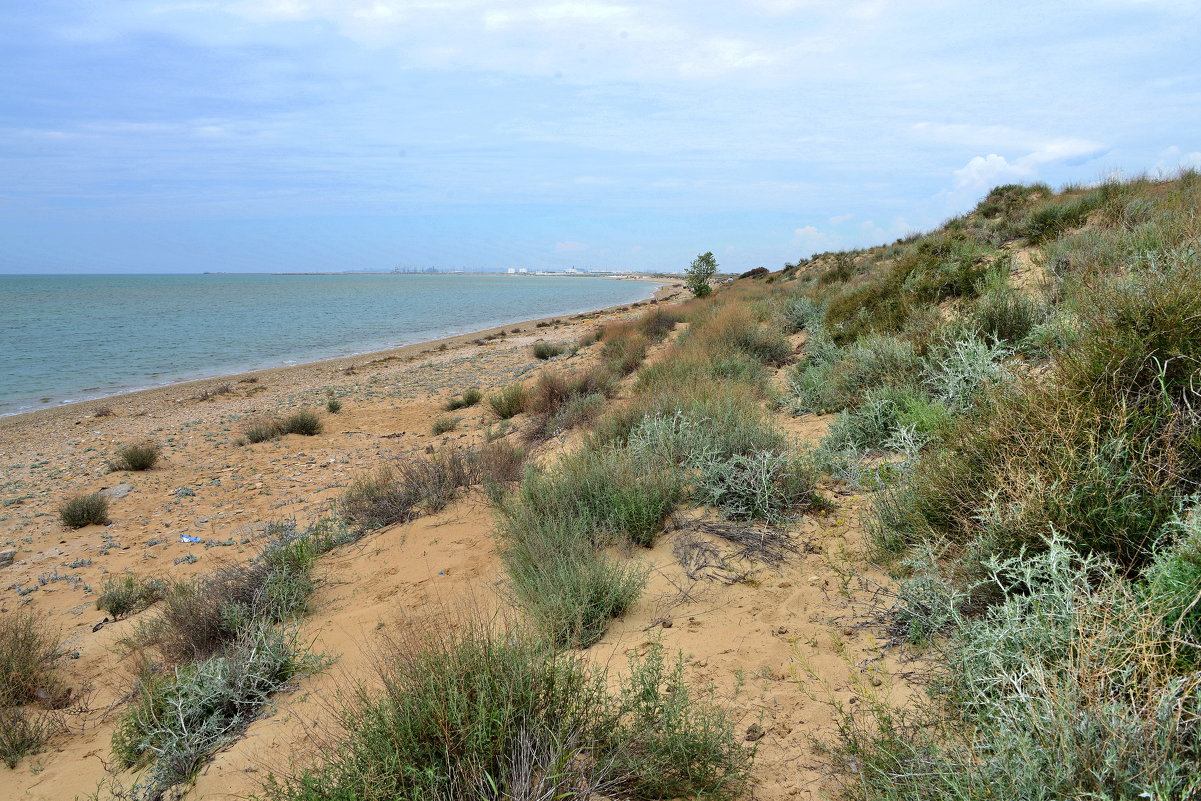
(0, 274, 656, 416)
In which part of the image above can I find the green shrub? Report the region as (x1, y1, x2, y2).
(109, 441, 160, 471)
(1142, 502, 1201, 666)
(503, 535, 645, 647)
(443, 388, 482, 410)
(781, 295, 825, 332)
(137, 539, 319, 665)
(59, 493, 109, 528)
(279, 410, 322, 436)
(970, 287, 1046, 346)
(972, 182, 1050, 219)
(1022, 192, 1102, 244)
(692, 450, 820, 522)
(502, 448, 680, 551)
(243, 418, 282, 444)
(613, 642, 752, 799)
(96, 574, 167, 619)
(261, 629, 749, 801)
(431, 415, 460, 435)
(840, 540, 1201, 800)
(790, 333, 921, 414)
(326, 397, 342, 414)
(532, 341, 566, 360)
(488, 383, 527, 419)
(922, 334, 1010, 411)
(499, 449, 680, 645)
(113, 626, 307, 797)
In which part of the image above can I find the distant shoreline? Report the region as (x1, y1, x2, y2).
(0, 278, 679, 426)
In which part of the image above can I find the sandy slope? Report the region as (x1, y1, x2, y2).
(1, 287, 907, 801)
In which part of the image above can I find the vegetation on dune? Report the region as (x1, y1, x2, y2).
(36, 170, 1201, 800)
(59, 492, 109, 528)
(0, 609, 64, 767)
(777, 169, 1201, 799)
(108, 441, 160, 472)
(110, 520, 349, 799)
(261, 626, 750, 801)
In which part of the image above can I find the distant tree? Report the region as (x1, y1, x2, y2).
(685, 251, 718, 297)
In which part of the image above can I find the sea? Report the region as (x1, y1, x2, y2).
(0, 273, 657, 416)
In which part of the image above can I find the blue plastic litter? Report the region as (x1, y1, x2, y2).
(179, 534, 203, 544)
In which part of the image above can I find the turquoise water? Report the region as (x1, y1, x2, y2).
(0, 274, 655, 416)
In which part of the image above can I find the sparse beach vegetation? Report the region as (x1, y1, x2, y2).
(532, 340, 566, 359)
(442, 387, 482, 410)
(108, 441, 160, 472)
(487, 382, 527, 419)
(59, 492, 109, 528)
(0, 609, 64, 767)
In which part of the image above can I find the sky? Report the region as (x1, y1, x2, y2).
(1, 1, 1199, 274)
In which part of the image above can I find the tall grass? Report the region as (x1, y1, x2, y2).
(0, 609, 63, 767)
(498, 449, 680, 645)
(260, 627, 750, 801)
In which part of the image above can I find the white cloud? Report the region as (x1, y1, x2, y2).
(792, 224, 831, 251)
(1154, 145, 1201, 175)
(828, 213, 853, 224)
(554, 240, 588, 252)
(952, 154, 1034, 192)
(914, 122, 1104, 165)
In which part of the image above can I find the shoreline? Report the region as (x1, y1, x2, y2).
(0, 279, 681, 431)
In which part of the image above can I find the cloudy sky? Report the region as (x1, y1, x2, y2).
(2, 1, 1199, 273)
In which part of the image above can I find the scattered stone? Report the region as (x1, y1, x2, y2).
(68, 651, 80, 659)
(870, 676, 883, 687)
(100, 484, 133, 499)
(0, 549, 15, 567)
(745, 723, 766, 742)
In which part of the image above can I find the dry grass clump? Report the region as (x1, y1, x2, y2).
(0, 609, 63, 708)
(0, 609, 64, 767)
(522, 366, 618, 443)
(108, 441, 160, 471)
(339, 447, 521, 530)
(59, 492, 109, 528)
(430, 416, 460, 435)
(239, 410, 323, 443)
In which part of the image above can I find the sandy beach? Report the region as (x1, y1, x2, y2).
(0, 276, 905, 801)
